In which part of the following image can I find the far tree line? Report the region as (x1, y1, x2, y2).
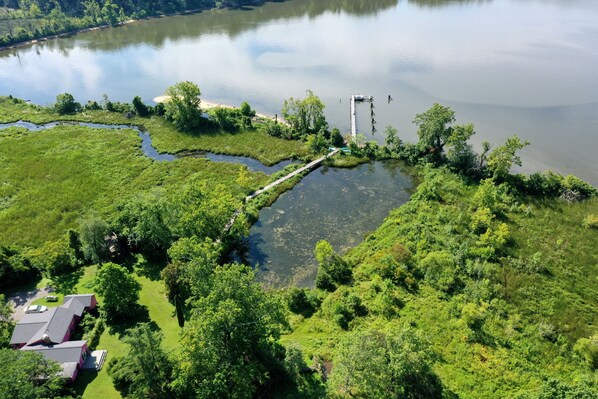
(0, 0, 263, 47)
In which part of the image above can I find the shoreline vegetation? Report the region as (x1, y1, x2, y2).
(1, 86, 597, 399)
(0, 1, 268, 50)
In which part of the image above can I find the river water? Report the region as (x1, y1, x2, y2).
(1, 0, 597, 284)
(0, 0, 596, 184)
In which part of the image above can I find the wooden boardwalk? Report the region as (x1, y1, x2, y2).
(349, 94, 373, 140)
(222, 148, 340, 235)
(246, 148, 340, 201)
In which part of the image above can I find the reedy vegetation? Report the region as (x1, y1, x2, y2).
(0, 89, 596, 399)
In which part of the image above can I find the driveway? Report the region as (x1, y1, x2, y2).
(7, 286, 54, 322)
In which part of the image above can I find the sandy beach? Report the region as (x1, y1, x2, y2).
(153, 95, 279, 122)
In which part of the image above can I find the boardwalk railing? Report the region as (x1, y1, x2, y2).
(222, 148, 340, 234)
(246, 148, 340, 201)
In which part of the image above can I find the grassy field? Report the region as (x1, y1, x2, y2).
(281, 169, 598, 398)
(0, 97, 313, 247)
(507, 197, 598, 340)
(0, 97, 309, 166)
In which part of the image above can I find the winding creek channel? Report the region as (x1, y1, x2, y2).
(0, 121, 413, 286)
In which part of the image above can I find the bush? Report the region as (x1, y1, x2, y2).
(240, 101, 256, 117)
(54, 93, 81, 114)
(286, 287, 319, 316)
(211, 107, 241, 131)
(563, 175, 597, 199)
(323, 288, 367, 330)
(573, 334, 598, 370)
(84, 317, 105, 350)
(582, 214, 598, 229)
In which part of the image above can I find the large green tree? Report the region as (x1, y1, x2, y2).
(79, 215, 110, 265)
(164, 81, 202, 131)
(54, 92, 81, 115)
(116, 190, 173, 254)
(173, 264, 286, 399)
(0, 294, 13, 348)
(0, 348, 66, 399)
(281, 90, 327, 136)
(94, 262, 141, 319)
(413, 103, 455, 157)
(328, 327, 442, 399)
(172, 181, 238, 241)
(108, 323, 173, 399)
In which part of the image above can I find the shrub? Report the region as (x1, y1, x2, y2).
(573, 334, 598, 370)
(582, 214, 598, 229)
(563, 175, 597, 199)
(286, 287, 319, 316)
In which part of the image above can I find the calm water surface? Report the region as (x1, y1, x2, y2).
(2, 0, 596, 284)
(248, 161, 413, 287)
(1, 0, 596, 184)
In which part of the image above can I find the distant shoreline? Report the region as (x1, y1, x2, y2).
(0, 8, 207, 52)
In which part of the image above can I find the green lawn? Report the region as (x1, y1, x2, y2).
(31, 265, 179, 399)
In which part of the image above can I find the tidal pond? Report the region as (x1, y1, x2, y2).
(247, 161, 413, 287)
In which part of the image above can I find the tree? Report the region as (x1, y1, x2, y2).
(328, 327, 442, 399)
(0, 294, 13, 348)
(0, 348, 65, 399)
(487, 135, 529, 180)
(534, 378, 598, 399)
(162, 237, 220, 326)
(108, 323, 172, 399)
(281, 90, 327, 136)
(384, 125, 401, 152)
(28, 236, 75, 277)
(132, 96, 150, 117)
(413, 103, 455, 160)
(116, 191, 173, 253)
(239, 101, 255, 117)
(306, 132, 328, 154)
(172, 181, 238, 241)
(173, 264, 286, 399)
(79, 215, 110, 265)
(327, 330, 389, 399)
(54, 92, 80, 114)
(164, 81, 202, 131)
(385, 327, 443, 399)
(315, 240, 351, 291)
(446, 122, 477, 173)
(94, 262, 141, 319)
(329, 127, 344, 147)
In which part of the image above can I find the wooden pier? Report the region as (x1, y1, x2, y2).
(349, 94, 374, 140)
